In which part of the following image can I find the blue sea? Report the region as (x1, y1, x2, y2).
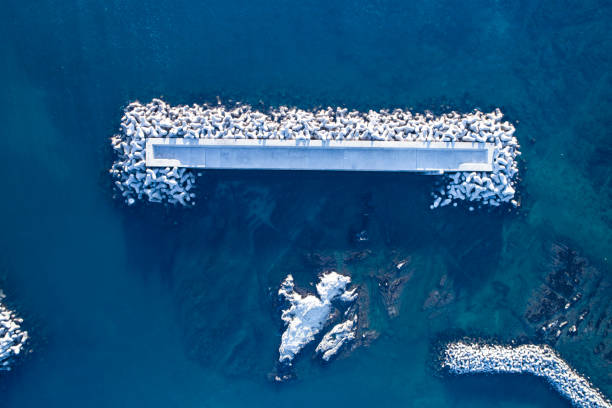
(1, 1, 610, 407)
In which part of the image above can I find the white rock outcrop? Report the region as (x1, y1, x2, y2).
(0, 291, 28, 371)
(315, 316, 357, 361)
(443, 342, 611, 408)
(278, 272, 356, 364)
(111, 99, 520, 208)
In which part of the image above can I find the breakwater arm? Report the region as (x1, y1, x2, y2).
(110, 99, 520, 208)
(442, 342, 611, 408)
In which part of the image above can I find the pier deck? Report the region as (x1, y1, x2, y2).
(145, 138, 495, 172)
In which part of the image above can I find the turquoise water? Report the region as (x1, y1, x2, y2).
(1, 1, 610, 407)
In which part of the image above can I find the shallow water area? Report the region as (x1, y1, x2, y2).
(1, 1, 611, 407)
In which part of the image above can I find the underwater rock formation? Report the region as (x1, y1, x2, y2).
(525, 243, 611, 354)
(423, 273, 456, 314)
(376, 259, 414, 318)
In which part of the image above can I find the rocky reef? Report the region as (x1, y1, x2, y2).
(423, 273, 456, 318)
(110, 99, 520, 209)
(0, 290, 28, 371)
(525, 243, 611, 357)
(442, 341, 611, 408)
(375, 258, 414, 318)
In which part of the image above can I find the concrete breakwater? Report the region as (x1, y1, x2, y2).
(0, 291, 28, 371)
(442, 342, 611, 408)
(110, 99, 520, 208)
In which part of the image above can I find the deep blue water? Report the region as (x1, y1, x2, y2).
(1, 1, 611, 407)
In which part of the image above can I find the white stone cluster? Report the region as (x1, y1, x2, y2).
(443, 342, 611, 408)
(278, 272, 357, 364)
(430, 110, 520, 209)
(110, 100, 196, 206)
(315, 315, 357, 361)
(110, 99, 519, 207)
(0, 291, 28, 371)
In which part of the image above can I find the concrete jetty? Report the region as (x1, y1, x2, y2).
(110, 99, 520, 207)
(145, 138, 495, 172)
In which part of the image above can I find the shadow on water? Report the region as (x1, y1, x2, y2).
(114, 168, 510, 381)
(444, 373, 572, 407)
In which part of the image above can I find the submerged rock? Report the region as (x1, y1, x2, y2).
(525, 243, 610, 353)
(423, 273, 456, 318)
(302, 252, 337, 271)
(343, 249, 372, 265)
(376, 258, 414, 318)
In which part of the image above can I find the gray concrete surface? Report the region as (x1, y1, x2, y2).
(145, 138, 495, 172)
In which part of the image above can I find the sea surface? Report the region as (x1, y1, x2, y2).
(1, 1, 611, 407)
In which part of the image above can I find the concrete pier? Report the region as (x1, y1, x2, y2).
(145, 138, 495, 172)
(111, 99, 520, 206)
